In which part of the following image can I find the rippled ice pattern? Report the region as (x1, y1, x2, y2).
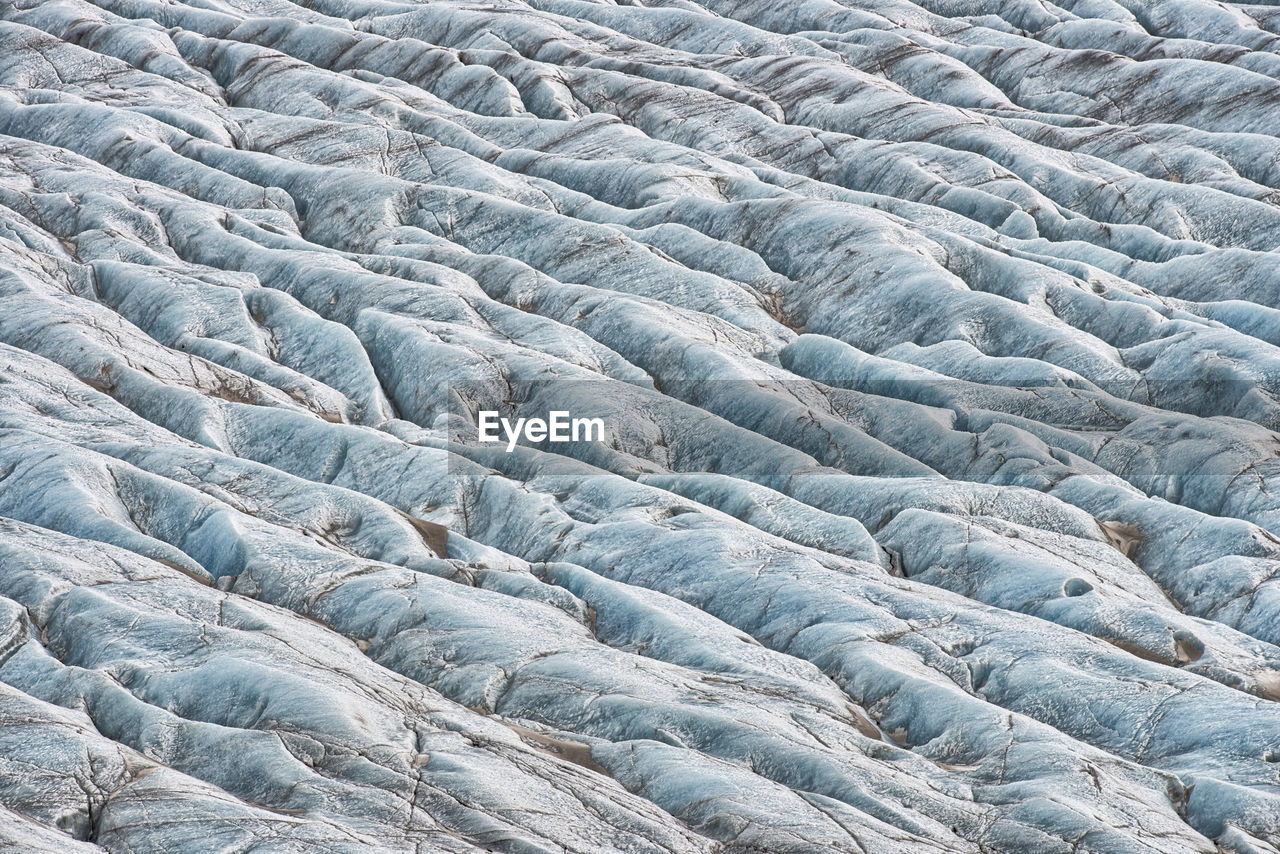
(3, 0, 1280, 851)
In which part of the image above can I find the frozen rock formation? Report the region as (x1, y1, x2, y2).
(2, 0, 1280, 850)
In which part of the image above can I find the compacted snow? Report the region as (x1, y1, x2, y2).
(3, 0, 1280, 850)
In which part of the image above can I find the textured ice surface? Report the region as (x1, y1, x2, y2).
(2, 0, 1280, 850)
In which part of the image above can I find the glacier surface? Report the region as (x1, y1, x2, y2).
(2, 0, 1280, 850)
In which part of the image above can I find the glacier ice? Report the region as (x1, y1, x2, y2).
(2, 0, 1280, 850)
